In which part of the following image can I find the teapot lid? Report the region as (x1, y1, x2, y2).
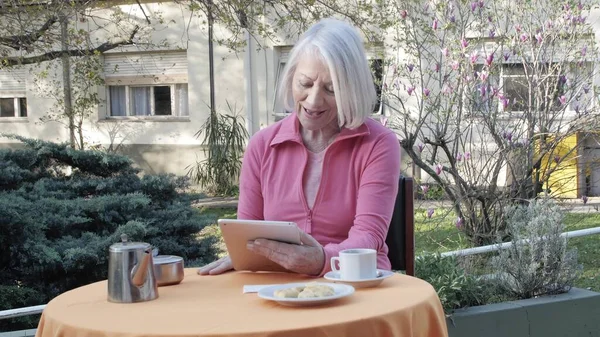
(109, 234, 151, 252)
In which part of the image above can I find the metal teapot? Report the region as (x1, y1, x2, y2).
(107, 234, 159, 303)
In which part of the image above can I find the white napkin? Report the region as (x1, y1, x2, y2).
(242, 285, 272, 293)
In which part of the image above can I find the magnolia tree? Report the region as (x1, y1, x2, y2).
(380, 0, 599, 244)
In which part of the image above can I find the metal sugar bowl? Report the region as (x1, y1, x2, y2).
(107, 234, 159, 303)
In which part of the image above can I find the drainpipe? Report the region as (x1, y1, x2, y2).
(244, 29, 255, 136)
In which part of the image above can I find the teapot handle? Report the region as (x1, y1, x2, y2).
(131, 249, 152, 287)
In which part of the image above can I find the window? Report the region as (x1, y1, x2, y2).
(0, 67, 27, 118)
(108, 84, 188, 117)
(103, 51, 188, 118)
(470, 63, 567, 114)
(369, 58, 384, 114)
(0, 97, 27, 117)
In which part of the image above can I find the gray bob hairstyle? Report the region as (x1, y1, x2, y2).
(277, 18, 377, 129)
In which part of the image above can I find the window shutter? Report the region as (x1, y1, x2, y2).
(103, 51, 188, 85)
(0, 67, 27, 96)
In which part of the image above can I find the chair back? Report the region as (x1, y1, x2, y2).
(385, 176, 415, 275)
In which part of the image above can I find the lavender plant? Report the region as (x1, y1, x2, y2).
(489, 198, 581, 299)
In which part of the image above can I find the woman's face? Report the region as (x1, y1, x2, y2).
(292, 54, 338, 131)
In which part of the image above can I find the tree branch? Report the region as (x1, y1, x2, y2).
(0, 15, 58, 51)
(2, 25, 140, 66)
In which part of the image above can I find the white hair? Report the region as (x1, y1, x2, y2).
(277, 18, 377, 129)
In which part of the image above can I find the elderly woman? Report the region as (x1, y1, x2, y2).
(199, 18, 400, 276)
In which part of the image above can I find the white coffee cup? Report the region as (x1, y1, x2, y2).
(330, 248, 377, 281)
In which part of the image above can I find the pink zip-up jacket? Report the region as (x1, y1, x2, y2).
(237, 112, 401, 275)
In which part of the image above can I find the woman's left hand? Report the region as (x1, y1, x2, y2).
(246, 231, 325, 276)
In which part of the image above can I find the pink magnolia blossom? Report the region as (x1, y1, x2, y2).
(520, 34, 529, 42)
(469, 52, 478, 64)
(492, 87, 500, 97)
(420, 185, 429, 194)
(489, 30, 495, 38)
(461, 38, 469, 49)
(452, 61, 460, 70)
(581, 45, 587, 57)
(478, 0, 484, 8)
(485, 53, 494, 66)
(442, 84, 454, 95)
(479, 71, 489, 81)
(417, 143, 425, 152)
(578, 3, 583, 10)
(442, 47, 449, 57)
(432, 18, 439, 30)
(449, 15, 456, 23)
(479, 86, 486, 97)
(435, 164, 443, 175)
(427, 208, 435, 219)
(456, 217, 464, 229)
(434, 63, 440, 72)
(500, 98, 509, 109)
(503, 52, 510, 61)
(407, 86, 415, 95)
(554, 155, 561, 164)
(400, 10, 408, 19)
(559, 95, 567, 105)
(582, 195, 589, 204)
(470, 2, 477, 11)
(423, 88, 431, 97)
(515, 24, 522, 33)
(407, 64, 414, 72)
(535, 33, 543, 44)
(456, 153, 463, 162)
(584, 85, 590, 94)
(464, 152, 472, 160)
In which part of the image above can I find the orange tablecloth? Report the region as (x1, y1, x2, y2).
(36, 269, 448, 337)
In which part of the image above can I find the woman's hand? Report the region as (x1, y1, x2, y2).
(246, 231, 325, 276)
(197, 256, 233, 275)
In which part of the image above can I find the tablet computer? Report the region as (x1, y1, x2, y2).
(218, 219, 302, 272)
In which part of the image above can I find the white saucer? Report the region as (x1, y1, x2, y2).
(323, 269, 395, 288)
(257, 282, 354, 307)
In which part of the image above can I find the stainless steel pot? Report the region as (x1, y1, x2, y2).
(107, 234, 159, 303)
(153, 255, 184, 286)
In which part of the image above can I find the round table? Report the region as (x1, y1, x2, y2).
(35, 269, 448, 337)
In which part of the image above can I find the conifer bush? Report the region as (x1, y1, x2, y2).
(0, 135, 218, 330)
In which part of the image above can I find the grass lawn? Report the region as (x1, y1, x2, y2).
(198, 207, 600, 291)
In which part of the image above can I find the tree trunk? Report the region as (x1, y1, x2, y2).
(60, 14, 75, 148)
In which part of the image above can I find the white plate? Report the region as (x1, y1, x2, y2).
(257, 282, 354, 307)
(323, 269, 395, 288)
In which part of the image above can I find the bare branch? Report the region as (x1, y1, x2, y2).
(0, 15, 58, 51)
(2, 25, 140, 66)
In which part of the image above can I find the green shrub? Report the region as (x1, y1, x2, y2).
(416, 254, 490, 313)
(489, 198, 582, 299)
(0, 135, 218, 331)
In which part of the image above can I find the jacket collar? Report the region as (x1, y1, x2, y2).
(270, 112, 370, 147)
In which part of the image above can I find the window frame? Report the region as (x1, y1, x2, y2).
(469, 61, 583, 116)
(0, 95, 27, 119)
(105, 82, 189, 119)
(101, 51, 189, 121)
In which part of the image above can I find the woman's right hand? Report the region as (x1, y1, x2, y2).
(197, 256, 233, 275)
